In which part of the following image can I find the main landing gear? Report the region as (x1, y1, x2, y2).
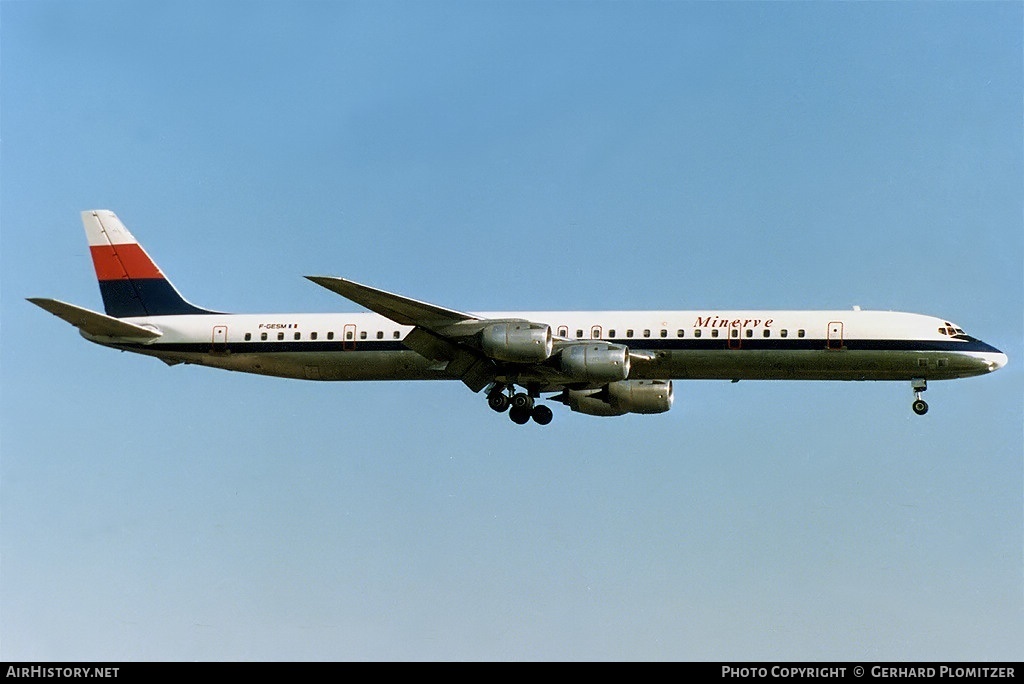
(911, 378, 929, 416)
(487, 384, 553, 425)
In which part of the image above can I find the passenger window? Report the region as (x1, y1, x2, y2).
(261, 332, 268, 341)
(393, 331, 400, 339)
(745, 329, 753, 338)
(345, 331, 353, 340)
(711, 329, 718, 338)
(557, 326, 568, 337)
(360, 331, 367, 340)
(643, 329, 651, 338)
(798, 330, 805, 338)
(376, 331, 384, 339)
(327, 331, 334, 340)
(780, 329, 788, 338)
(694, 329, 702, 338)
(626, 329, 634, 338)
(576, 329, 583, 338)
(277, 332, 284, 341)
(660, 329, 667, 338)
(311, 332, 318, 340)
(731, 329, 738, 338)
(763, 330, 770, 338)
(244, 332, 252, 341)
(677, 329, 685, 338)
(294, 332, 301, 340)
(608, 329, 616, 338)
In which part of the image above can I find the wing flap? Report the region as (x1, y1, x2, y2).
(402, 326, 496, 392)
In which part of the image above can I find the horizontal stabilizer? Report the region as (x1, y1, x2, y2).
(27, 298, 162, 339)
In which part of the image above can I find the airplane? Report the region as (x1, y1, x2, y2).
(29, 210, 1007, 425)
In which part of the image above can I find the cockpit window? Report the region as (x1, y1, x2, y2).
(940, 322, 968, 337)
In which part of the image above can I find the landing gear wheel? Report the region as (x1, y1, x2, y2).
(511, 393, 534, 410)
(509, 405, 532, 425)
(531, 404, 553, 425)
(487, 391, 510, 412)
(911, 378, 928, 416)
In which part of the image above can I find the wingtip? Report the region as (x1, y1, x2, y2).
(305, 275, 337, 288)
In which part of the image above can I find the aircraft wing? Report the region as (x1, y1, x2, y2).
(306, 276, 496, 391)
(306, 276, 648, 393)
(305, 276, 480, 330)
(28, 298, 162, 340)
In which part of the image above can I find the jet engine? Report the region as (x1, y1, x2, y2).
(559, 343, 630, 383)
(555, 379, 673, 416)
(481, 321, 553, 363)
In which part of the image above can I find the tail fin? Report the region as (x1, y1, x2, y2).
(83, 210, 218, 317)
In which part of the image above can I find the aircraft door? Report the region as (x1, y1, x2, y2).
(728, 324, 742, 349)
(343, 324, 356, 350)
(591, 325, 602, 339)
(827, 321, 844, 350)
(212, 325, 228, 352)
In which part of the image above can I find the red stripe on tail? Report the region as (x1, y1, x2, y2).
(89, 244, 163, 281)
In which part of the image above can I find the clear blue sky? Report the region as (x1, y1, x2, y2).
(2, 1, 1021, 661)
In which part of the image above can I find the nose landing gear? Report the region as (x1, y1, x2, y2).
(911, 378, 928, 415)
(487, 384, 554, 425)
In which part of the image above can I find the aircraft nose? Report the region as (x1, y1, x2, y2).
(989, 351, 1008, 372)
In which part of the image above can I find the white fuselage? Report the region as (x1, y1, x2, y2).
(91, 308, 1007, 388)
